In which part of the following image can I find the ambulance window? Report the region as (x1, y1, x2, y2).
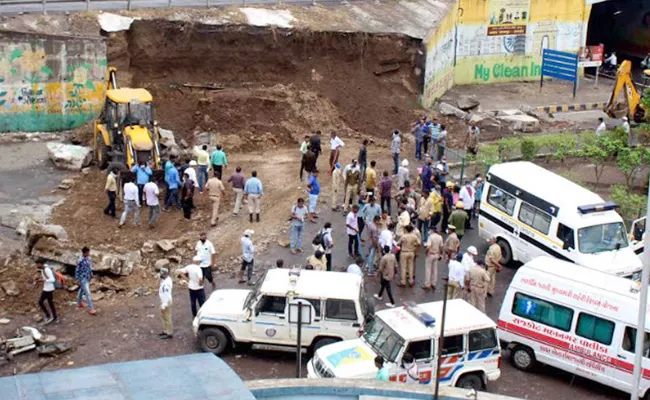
(576, 313, 615, 345)
(405, 340, 432, 360)
(258, 296, 287, 315)
(518, 203, 552, 235)
(299, 298, 321, 320)
(487, 185, 516, 216)
(325, 299, 357, 321)
(442, 335, 464, 355)
(557, 223, 575, 250)
(512, 292, 574, 332)
(622, 327, 650, 357)
(469, 328, 498, 352)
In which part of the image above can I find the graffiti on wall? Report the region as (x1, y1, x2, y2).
(0, 34, 107, 132)
(422, 2, 457, 108)
(487, 0, 531, 36)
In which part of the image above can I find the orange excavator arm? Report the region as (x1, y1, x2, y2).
(605, 60, 644, 121)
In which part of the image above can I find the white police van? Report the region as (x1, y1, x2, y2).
(308, 300, 501, 391)
(478, 161, 642, 277)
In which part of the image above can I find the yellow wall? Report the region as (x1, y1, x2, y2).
(422, 0, 458, 108)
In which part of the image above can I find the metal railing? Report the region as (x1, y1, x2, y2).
(0, 0, 352, 15)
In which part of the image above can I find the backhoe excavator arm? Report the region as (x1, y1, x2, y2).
(605, 60, 643, 121)
(105, 67, 118, 91)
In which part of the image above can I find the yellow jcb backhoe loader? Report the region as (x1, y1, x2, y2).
(94, 67, 161, 170)
(604, 60, 649, 122)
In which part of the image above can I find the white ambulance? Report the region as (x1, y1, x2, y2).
(308, 300, 501, 391)
(498, 256, 650, 399)
(478, 161, 642, 277)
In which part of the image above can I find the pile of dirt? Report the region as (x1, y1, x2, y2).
(111, 22, 424, 147)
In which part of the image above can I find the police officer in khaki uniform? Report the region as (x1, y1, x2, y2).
(467, 262, 490, 313)
(397, 225, 421, 287)
(485, 237, 502, 297)
(206, 176, 225, 226)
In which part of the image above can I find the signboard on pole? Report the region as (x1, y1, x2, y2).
(541, 49, 579, 98)
(288, 299, 314, 378)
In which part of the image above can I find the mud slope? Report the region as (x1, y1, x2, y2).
(112, 21, 424, 146)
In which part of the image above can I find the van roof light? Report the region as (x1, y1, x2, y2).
(577, 202, 618, 215)
(402, 301, 436, 327)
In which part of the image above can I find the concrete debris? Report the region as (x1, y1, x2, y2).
(46, 142, 92, 171)
(194, 131, 217, 146)
(142, 241, 155, 253)
(133, 287, 150, 296)
(240, 8, 295, 29)
(179, 139, 189, 148)
(457, 95, 480, 111)
(91, 292, 105, 302)
(158, 128, 177, 148)
(0, 318, 9, 324)
(156, 239, 175, 253)
(22, 220, 68, 251)
(168, 255, 182, 264)
(497, 114, 541, 133)
(97, 12, 138, 32)
(0, 204, 52, 229)
(37, 343, 70, 357)
(67, 285, 79, 292)
(277, 239, 290, 248)
(1, 280, 20, 296)
(438, 102, 468, 119)
(96, 277, 126, 292)
(154, 259, 170, 271)
(58, 183, 72, 190)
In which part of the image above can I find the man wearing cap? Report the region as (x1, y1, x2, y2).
(158, 267, 173, 339)
(397, 225, 421, 287)
(331, 162, 342, 211)
(468, 261, 490, 312)
(210, 145, 228, 179)
(343, 160, 361, 212)
(398, 159, 410, 190)
(462, 246, 479, 299)
(240, 230, 255, 284)
(448, 202, 468, 241)
(444, 225, 460, 261)
(391, 130, 401, 175)
(447, 253, 466, 300)
(195, 233, 217, 291)
(177, 256, 204, 317)
(485, 237, 502, 297)
(423, 226, 444, 290)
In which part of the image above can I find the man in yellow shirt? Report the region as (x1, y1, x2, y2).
(430, 185, 442, 229)
(365, 160, 377, 195)
(104, 168, 118, 218)
(195, 144, 211, 194)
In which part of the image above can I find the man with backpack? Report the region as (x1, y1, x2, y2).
(312, 222, 334, 271)
(37, 258, 59, 324)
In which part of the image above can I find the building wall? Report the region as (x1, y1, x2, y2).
(422, 1, 458, 108)
(0, 31, 106, 133)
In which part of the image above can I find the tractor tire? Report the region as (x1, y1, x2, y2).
(96, 139, 109, 170)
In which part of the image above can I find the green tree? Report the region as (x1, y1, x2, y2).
(616, 147, 649, 188)
(582, 134, 624, 184)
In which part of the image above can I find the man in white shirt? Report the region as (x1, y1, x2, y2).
(605, 51, 617, 67)
(120, 178, 140, 227)
(596, 117, 607, 137)
(240, 230, 255, 284)
(37, 259, 57, 324)
(329, 132, 345, 173)
(458, 181, 475, 230)
(144, 180, 160, 228)
(347, 261, 364, 277)
(158, 267, 173, 339)
(378, 224, 395, 250)
(186, 160, 198, 186)
(402, 353, 420, 384)
(461, 246, 478, 298)
(177, 255, 204, 317)
(346, 204, 360, 258)
(391, 130, 401, 175)
(195, 233, 217, 291)
(448, 253, 467, 300)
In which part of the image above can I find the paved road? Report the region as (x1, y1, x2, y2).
(217, 202, 626, 400)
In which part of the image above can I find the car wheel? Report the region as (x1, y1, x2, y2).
(510, 345, 535, 371)
(312, 337, 339, 353)
(455, 373, 483, 390)
(198, 327, 230, 355)
(497, 238, 513, 267)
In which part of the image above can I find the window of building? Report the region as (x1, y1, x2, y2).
(405, 340, 432, 361)
(576, 313, 615, 345)
(325, 299, 357, 321)
(469, 328, 498, 352)
(512, 292, 574, 332)
(441, 335, 464, 355)
(557, 223, 575, 250)
(258, 296, 286, 315)
(487, 185, 516, 216)
(518, 202, 552, 235)
(622, 327, 650, 357)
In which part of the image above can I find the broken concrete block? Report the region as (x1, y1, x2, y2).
(156, 239, 175, 253)
(142, 241, 155, 253)
(46, 142, 92, 171)
(457, 95, 480, 111)
(2, 280, 20, 296)
(498, 114, 541, 133)
(158, 128, 176, 148)
(438, 102, 468, 119)
(154, 259, 170, 271)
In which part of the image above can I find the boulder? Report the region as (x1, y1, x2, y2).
(24, 220, 68, 252)
(46, 142, 92, 171)
(142, 241, 155, 253)
(156, 239, 175, 253)
(438, 102, 468, 119)
(497, 114, 541, 133)
(457, 96, 480, 111)
(194, 131, 217, 146)
(277, 239, 290, 248)
(16, 216, 35, 236)
(168, 255, 182, 264)
(467, 112, 487, 126)
(154, 259, 170, 271)
(2, 280, 20, 296)
(0, 204, 52, 229)
(158, 128, 177, 148)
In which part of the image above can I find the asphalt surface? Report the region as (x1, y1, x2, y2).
(221, 201, 626, 400)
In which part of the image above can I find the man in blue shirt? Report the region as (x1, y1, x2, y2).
(244, 170, 263, 223)
(131, 161, 152, 206)
(75, 247, 96, 315)
(307, 170, 320, 222)
(412, 117, 425, 161)
(164, 162, 182, 211)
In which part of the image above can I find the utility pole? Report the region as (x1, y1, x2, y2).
(631, 180, 650, 400)
(434, 278, 449, 400)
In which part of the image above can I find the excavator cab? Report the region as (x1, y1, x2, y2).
(605, 60, 647, 123)
(94, 67, 161, 170)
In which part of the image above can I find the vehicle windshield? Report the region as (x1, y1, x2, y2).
(117, 101, 152, 125)
(362, 317, 405, 362)
(243, 270, 267, 310)
(578, 222, 629, 254)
